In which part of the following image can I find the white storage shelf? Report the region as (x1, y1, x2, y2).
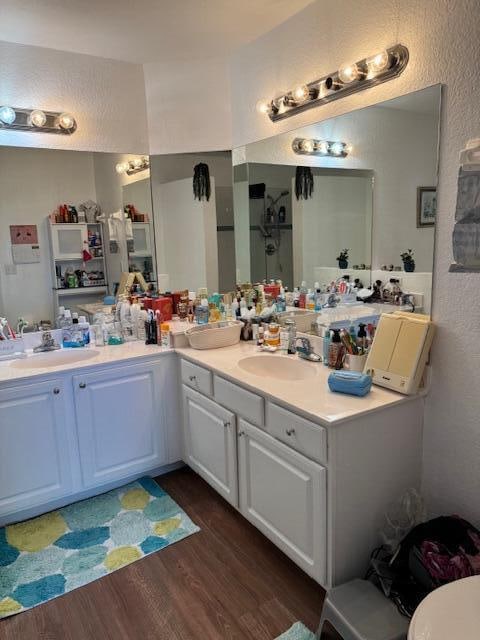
(48, 219, 109, 317)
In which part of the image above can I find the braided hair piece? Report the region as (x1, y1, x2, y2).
(295, 166, 314, 200)
(193, 163, 211, 201)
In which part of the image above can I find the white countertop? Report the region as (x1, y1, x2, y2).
(0, 338, 418, 426)
(176, 343, 416, 426)
(0, 342, 172, 384)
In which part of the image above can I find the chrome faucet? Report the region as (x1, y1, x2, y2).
(33, 330, 60, 353)
(295, 337, 322, 362)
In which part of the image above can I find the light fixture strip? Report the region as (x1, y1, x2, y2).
(292, 138, 350, 157)
(266, 44, 409, 122)
(0, 107, 77, 134)
(126, 157, 149, 175)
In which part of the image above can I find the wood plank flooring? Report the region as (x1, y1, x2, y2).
(2, 467, 340, 640)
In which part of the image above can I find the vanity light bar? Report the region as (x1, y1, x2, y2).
(0, 106, 77, 134)
(260, 44, 409, 122)
(115, 156, 150, 175)
(292, 138, 350, 157)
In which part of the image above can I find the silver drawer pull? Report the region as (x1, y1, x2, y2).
(238, 430, 245, 437)
(189, 375, 197, 382)
(223, 421, 231, 428)
(286, 428, 295, 436)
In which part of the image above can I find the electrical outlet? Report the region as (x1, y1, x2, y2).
(4, 264, 17, 276)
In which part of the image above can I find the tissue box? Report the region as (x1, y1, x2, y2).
(328, 370, 372, 397)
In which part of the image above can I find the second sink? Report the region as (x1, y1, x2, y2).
(11, 349, 100, 369)
(238, 354, 319, 381)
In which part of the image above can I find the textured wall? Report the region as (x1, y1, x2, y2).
(0, 41, 149, 153)
(144, 57, 232, 154)
(231, 0, 480, 524)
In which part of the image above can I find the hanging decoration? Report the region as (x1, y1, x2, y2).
(295, 166, 314, 200)
(193, 163, 211, 201)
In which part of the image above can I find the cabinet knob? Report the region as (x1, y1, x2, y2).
(238, 431, 245, 437)
(286, 428, 295, 436)
(189, 375, 197, 382)
(223, 421, 231, 428)
(79, 382, 86, 389)
(53, 387, 60, 395)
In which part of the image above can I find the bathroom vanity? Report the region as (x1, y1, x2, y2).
(0, 343, 423, 589)
(0, 346, 181, 527)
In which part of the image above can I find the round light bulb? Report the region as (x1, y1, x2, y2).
(58, 112, 75, 130)
(366, 50, 390, 77)
(132, 157, 143, 169)
(331, 142, 345, 156)
(256, 99, 270, 115)
(301, 139, 314, 153)
(338, 64, 359, 84)
(0, 106, 16, 125)
(115, 162, 129, 174)
(345, 143, 353, 155)
(293, 85, 310, 102)
(318, 141, 329, 155)
(29, 109, 47, 127)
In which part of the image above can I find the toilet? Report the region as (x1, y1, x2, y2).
(408, 575, 480, 639)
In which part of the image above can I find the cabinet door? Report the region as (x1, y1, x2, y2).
(73, 362, 167, 488)
(183, 386, 237, 507)
(51, 223, 88, 260)
(0, 380, 73, 516)
(131, 224, 152, 257)
(238, 419, 326, 584)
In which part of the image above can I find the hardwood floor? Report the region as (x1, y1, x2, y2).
(1, 467, 340, 640)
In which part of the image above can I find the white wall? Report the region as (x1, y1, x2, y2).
(0, 41, 149, 153)
(0, 147, 96, 323)
(293, 173, 372, 283)
(144, 57, 232, 154)
(153, 177, 219, 293)
(230, 0, 480, 525)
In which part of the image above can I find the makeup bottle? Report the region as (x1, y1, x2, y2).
(195, 299, 209, 325)
(328, 329, 345, 369)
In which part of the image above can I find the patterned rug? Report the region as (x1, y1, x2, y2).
(276, 622, 317, 639)
(0, 476, 199, 618)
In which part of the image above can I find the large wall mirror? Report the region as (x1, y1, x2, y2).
(149, 151, 234, 294)
(0, 148, 155, 327)
(233, 85, 441, 315)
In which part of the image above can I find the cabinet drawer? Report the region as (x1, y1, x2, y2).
(266, 402, 327, 465)
(214, 375, 264, 427)
(181, 359, 213, 396)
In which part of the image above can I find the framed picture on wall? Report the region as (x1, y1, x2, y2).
(417, 186, 437, 227)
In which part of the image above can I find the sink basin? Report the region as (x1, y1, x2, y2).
(10, 349, 100, 369)
(238, 355, 318, 381)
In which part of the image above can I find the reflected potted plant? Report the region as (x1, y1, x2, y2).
(401, 249, 416, 272)
(337, 249, 349, 269)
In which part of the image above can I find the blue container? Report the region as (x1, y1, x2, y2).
(328, 370, 372, 397)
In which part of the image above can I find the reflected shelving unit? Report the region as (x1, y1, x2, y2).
(48, 220, 108, 317)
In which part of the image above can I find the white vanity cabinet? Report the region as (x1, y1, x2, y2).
(73, 360, 169, 488)
(238, 419, 327, 583)
(0, 353, 182, 527)
(182, 385, 238, 506)
(179, 356, 424, 588)
(0, 379, 74, 517)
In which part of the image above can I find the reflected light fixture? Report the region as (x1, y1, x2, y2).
(0, 106, 16, 125)
(259, 44, 408, 122)
(292, 138, 351, 158)
(0, 106, 76, 134)
(115, 156, 149, 175)
(29, 109, 47, 127)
